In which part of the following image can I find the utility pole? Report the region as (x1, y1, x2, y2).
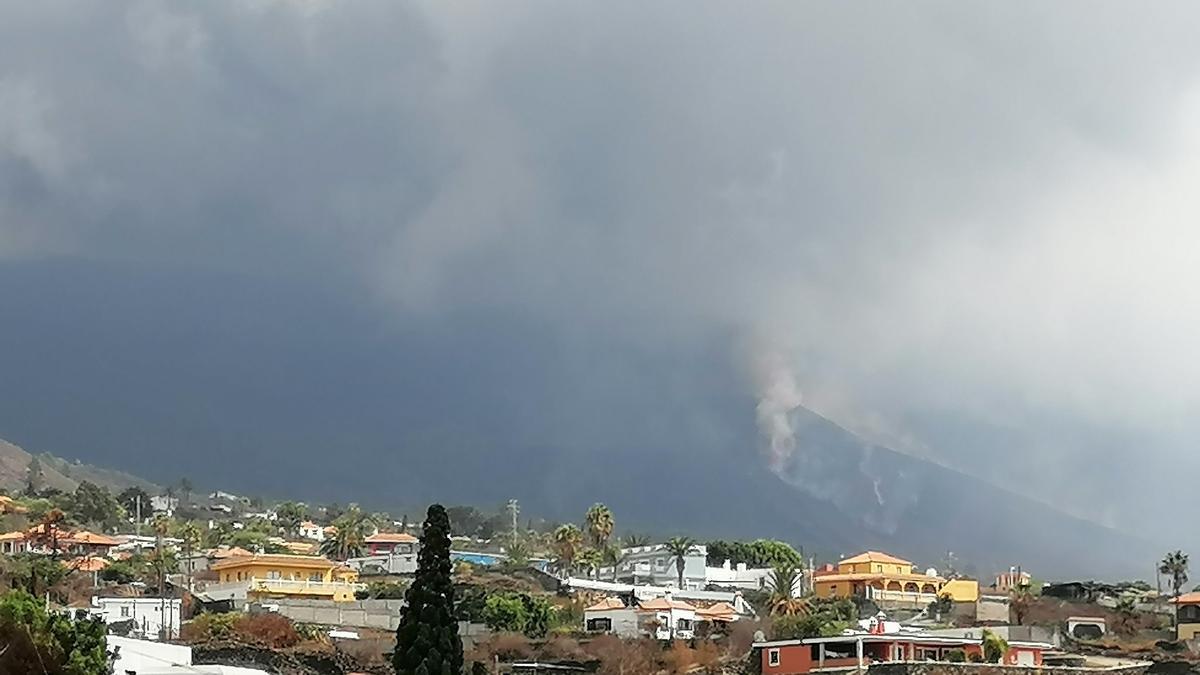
(135, 495, 142, 538)
(506, 499, 519, 543)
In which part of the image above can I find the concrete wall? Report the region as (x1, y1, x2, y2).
(868, 661, 1148, 675)
(253, 598, 406, 631)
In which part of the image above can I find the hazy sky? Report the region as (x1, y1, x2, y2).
(3, 1, 1200, 543)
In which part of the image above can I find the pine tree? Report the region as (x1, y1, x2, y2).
(394, 504, 462, 675)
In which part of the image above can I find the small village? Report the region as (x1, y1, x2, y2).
(0, 480, 1195, 675)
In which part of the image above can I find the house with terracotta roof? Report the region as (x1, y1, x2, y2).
(204, 553, 363, 608)
(366, 531, 418, 556)
(813, 551, 978, 607)
(0, 531, 28, 554)
(1171, 592, 1200, 640)
(0, 495, 27, 514)
(583, 594, 697, 640)
(61, 531, 121, 557)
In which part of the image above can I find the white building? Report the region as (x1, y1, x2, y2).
(345, 552, 418, 576)
(583, 595, 696, 640)
(564, 577, 757, 617)
(91, 597, 181, 640)
(599, 543, 708, 589)
(150, 495, 178, 516)
(298, 521, 325, 542)
(704, 559, 779, 591)
(109, 636, 270, 675)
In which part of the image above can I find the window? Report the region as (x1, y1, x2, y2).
(677, 618, 693, 630)
(120, 607, 130, 618)
(309, 573, 323, 582)
(586, 617, 612, 632)
(768, 649, 781, 667)
(267, 570, 282, 579)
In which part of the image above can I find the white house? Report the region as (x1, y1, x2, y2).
(298, 521, 325, 542)
(91, 596, 181, 640)
(704, 559, 779, 591)
(599, 543, 708, 589)
(109, 636, 271, 675)
(150, 495, 178, 516)
(583, 595, 697, 640)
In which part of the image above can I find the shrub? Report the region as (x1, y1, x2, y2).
(182, 612, 240, 643)
(234, 612, 300, 649)
(944, 649, 966, 662)
(483, 594, 529, 633)
(982, 629, 1008, 663)
(664, 640, 696, 675)
(968, 651, 985, 663)
(99, 560, 138, 584)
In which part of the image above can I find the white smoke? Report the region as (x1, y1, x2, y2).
(751, 349, 804, 472)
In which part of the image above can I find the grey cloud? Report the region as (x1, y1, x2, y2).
(4, 0, 1200, 538)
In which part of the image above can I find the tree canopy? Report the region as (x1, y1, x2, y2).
(705, 539, 802, 569)
(0, 589, 110, 675)
(394, 504, 463, 675)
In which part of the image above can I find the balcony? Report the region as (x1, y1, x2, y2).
(248, 578, 365, 597)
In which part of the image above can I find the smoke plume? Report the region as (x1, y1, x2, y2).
(751, 349, 804, 472)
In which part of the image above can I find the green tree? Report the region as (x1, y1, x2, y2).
(706, 539, 803, 568)
(177, 520, 203, 591)
(601, 543, 624, 582)
(584, 503, 615, 549)
(982, 629, 1008, 663)
(1161, 550, 1190, 599)
(664, 536, 698, 589)
(552, 524, 584, 573)
(68, 481, 121, 528)
(1010, 584, 1034, 625)
(767, 563, 807, 616)
(0, 589, 109, 675)
(394, 504, 463, 675)
(623, 533, 651, 548)
(275, 501, 307, 536)
(321, 505, 372, 560)
(482, 594, 529, 633)
(576, 547, 603, 580)
(118, 487, 150, 521)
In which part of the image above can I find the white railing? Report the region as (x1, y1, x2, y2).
(249, 578, 365, 595)
(866, 588, 939, 605)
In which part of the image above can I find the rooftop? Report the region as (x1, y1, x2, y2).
(366, 532, 418, 544)
(840, 551, 913, 566)
(211, 553, 340, 571)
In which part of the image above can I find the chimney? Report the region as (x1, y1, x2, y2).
(723, 559, 732, 571)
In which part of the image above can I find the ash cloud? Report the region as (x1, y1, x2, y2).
(4, 1, 1200, 542)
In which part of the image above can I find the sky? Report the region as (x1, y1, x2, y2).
(2, 1, 1200, 546)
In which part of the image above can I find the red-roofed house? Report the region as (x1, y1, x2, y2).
(0, 531, 28, 554)
(583, 594, 696, 640)
(366, 532, 418, 556)
(61, 531, 120, 557)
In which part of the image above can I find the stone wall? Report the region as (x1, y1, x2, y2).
(868, 661, 1150, 675)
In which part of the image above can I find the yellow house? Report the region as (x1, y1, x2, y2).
(210, 554, 362, 602)
(813, 551, 978, 603)
(1171, 592, 1200, 640)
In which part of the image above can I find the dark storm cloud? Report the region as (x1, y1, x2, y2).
(4, 0, 1200, 537)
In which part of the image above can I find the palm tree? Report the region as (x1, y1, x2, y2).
(585, 503, 614, 549)
(577, 547, 603, 580)
(321, 506, 373, 560)
(177, 521, 203, 592)
(623, 533, 651, 548)
(1010, 584, 1034, 625)
(601, 542, 625, 582)
(663, 536, 698, 589)
(553, 524, 584, 574)
(1161, 550, 1190, 599)
(767, 563, 809, 616)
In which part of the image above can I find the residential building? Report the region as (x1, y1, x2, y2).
(109, 635, 272, 675)
(366, 532, 419, 556)
(755, 629, 1049, 674)
(812, 551, 978, 607)
(298, 521, 325, 541)
(705, 559, 779, 592)
(0, 531, 28, 554)
(1171, 593, 1200, 640)
(564, 577, 756, 617)
(583, 595, 697, 640)
(0, 495, 27, 514)
(600, 543, 708, 589)
(150, 495, 178, 516)
(62, 531, 121, 557)
(205, 554, 362, 607)
(91, 596, 182, 640)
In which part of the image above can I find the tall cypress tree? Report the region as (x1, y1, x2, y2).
(394, 504, 463, 675)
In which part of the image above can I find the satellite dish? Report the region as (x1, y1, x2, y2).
(754, 630, 766, 643)
(925, 567, 939, 577)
